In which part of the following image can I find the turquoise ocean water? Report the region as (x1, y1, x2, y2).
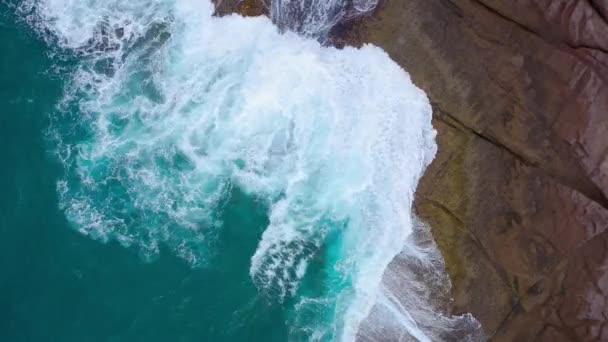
(0, 0, 441, 340)
(1, 5, 290, 341)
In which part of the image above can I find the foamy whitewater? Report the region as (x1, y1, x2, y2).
(17, 0, 482, 340)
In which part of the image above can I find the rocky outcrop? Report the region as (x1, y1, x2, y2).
(213, 0, 608, 340)
(340, 0, 608, 340)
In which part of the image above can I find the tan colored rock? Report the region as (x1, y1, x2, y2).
(342, 0, 608, 340)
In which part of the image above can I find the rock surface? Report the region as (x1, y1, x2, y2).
(213, 0, 608, 340)
(213, 0, 268, 16)
(341, 0, 608, 340)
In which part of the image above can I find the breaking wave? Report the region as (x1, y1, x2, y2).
(15, 0, 479, 340)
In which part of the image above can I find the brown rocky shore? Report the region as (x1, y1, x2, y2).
(218, 1, 608, 340)
(341, 1, 608, 340)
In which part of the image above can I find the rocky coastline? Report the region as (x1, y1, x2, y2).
(217, 1, 608, 340)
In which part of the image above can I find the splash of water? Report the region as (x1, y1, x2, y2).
(357, 219, 484, 341)
(17, 0, 484, 340)
(270, 0, 378, 37)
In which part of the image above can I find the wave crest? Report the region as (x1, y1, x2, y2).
(23, 0, 437, 340)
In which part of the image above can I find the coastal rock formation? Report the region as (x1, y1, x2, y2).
(341, 0, 608, 340)
(214, 0, 608, 340)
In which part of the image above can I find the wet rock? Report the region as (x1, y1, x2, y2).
(213, 0, 268, 17)
(342, 0, 608, 340)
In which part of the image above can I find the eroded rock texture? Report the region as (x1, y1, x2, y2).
(341, 0, 608, 340)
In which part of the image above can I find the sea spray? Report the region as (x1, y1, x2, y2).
(270, 0, 378, 37)
(22, 0, 442, 340)
(357, 219, 484, 341)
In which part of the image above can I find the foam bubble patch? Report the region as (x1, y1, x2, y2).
(23, 0, 437, 340)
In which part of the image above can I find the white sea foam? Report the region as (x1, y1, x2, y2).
(23, 0, 438, 340)
(357, 220, 484, 341)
